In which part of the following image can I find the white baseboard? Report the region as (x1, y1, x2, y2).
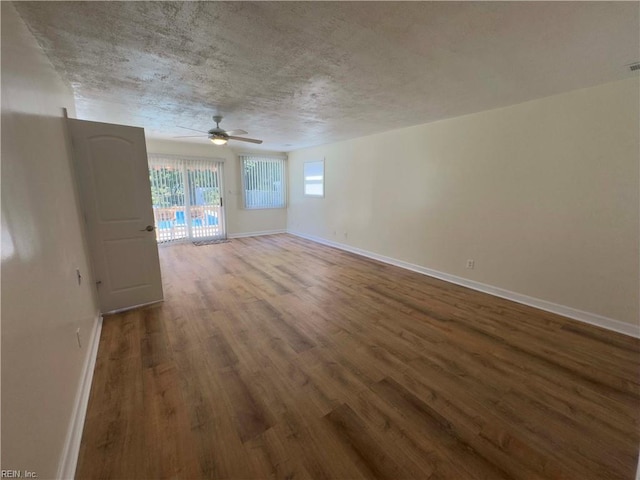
(57, 314, 103, 480)
(288, 230, 640, 339)
(228, 229, 286, 239)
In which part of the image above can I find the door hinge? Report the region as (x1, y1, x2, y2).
(220, 197, 223, 207)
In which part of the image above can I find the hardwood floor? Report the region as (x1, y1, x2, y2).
(75, 234, 640, 480)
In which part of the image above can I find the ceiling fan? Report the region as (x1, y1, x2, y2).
(174, 115, 263, 145)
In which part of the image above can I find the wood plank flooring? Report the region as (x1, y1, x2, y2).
(75, 234, 640, 480)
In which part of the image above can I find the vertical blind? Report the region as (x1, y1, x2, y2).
(148, 154, 225, 244)
(239, 154, 286, 209)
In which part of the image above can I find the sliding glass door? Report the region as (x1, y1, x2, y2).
(148, 155, 226, 244)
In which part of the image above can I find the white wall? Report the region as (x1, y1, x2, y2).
(288, 78, 639, 329)
(1, 3, 101, 478)
(145, 139, 287, 237)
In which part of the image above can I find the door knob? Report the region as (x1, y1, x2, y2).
(141, 225, 155, 232)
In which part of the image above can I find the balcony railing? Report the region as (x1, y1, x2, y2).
(153, 206, 223, 243)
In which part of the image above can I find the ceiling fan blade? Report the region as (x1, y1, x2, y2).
(172, 134, 208, 138)
(224, 129, 248, 136)
(177, 126, 209, 133)
(227, 135, 263, 144)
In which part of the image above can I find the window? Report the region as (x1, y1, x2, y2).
(304, 160, 324, 197)
(240, 155, 286, 209)
(148, 154, 226, 243)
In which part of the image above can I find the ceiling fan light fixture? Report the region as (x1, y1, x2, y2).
(178, 116, 261, 145)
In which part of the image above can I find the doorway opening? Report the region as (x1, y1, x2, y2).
(148, 154, 226, 244)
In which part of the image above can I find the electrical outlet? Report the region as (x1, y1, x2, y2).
(466, 259, 475, 269)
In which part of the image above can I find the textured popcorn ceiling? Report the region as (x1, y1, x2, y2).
(13, 1, 639, 151)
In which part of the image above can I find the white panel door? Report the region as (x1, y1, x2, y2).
(68, 118, 163, 313)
